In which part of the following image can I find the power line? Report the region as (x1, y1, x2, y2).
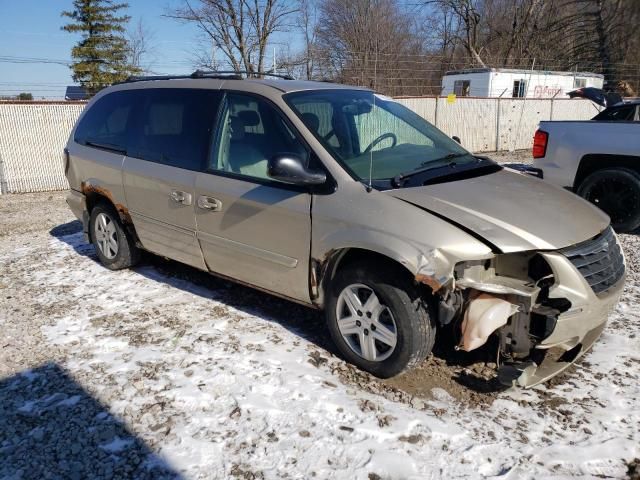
(0, 82, 71, 87)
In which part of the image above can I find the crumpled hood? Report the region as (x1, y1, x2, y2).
(386, 169, 610, 252)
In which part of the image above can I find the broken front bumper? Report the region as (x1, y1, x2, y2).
(511, 250, 625, 388)
(454, 227, 626, 388)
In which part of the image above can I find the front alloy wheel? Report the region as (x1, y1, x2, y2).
(336, 283, 398, 362)
(326, 261, 436, 378)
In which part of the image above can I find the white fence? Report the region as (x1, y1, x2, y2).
(0, 102, 86, 194)
(395, 96, 600, 152)
(0, 97, 600, 194)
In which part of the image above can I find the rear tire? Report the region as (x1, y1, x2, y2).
(577, 167, 640, 233)
(89, 203, 140, 270)
(325, 261, 436, 378)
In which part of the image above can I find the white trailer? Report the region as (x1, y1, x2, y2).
(441, 68, 604, 98)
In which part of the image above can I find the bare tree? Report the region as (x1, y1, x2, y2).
(425, 2, 633, 71)
(167, 0, 297, 74)
(418, 0, 640, 91)
(189, 33, 223, 70)
(315, 0, 429, 95)
(127, 19, 156, 73)
(425, 0, 486, 67)
(526, 0, 632, 84)
(297, 0, 318, 79)
(273, 0, 318, 79)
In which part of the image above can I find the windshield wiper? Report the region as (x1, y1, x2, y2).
(84, 140, 126, 155)
(392, 153, 471, 188)
(419, 152, 468, 167)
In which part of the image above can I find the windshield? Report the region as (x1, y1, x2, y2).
(284, 89, 474, 182)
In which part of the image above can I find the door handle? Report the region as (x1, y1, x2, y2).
(169, 190, 192, 205)
(197, 196, 223, 211)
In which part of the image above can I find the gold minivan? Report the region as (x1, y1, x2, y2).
(64, 71, 625, 387)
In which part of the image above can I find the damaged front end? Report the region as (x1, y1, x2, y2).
(427, 227, 625, 388)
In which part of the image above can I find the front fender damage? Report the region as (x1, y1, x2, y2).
(414, 251, 454, 293)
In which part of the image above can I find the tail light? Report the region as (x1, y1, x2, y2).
(532, 130, 548, 159)
(64, 148, 70, 174)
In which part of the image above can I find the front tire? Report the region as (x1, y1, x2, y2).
(89, 203, 140, 270)
(326, 262, 436, 378)
(577, 168, 640, 233)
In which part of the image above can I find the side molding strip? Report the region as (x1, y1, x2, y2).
(197, 231, 298, 268)
(130, 211, 196, 237)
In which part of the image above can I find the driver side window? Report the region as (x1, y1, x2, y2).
(209, 93, 308, 181)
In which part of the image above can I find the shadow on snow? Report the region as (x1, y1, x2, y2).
(0, 362, 181, 479)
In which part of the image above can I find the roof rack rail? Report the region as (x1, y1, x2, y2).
(118, 74, 184, 84)
(121, 72, 239, 84)
(191, 70, 295, 80)
(120, 69, 295, 85)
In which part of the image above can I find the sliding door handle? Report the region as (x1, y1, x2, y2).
(169, 190, 192, 205)
(197, 196, 223, 211)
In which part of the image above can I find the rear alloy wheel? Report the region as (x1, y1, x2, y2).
(577, 168, 640, 233)
(326, 261, 436, 378)
(89, 203, 140, 270)
(94, 212, 119, 259)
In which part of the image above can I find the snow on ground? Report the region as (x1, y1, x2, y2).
(0, 192, 639, 479)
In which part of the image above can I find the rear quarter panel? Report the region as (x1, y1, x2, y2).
(66, 141, 127, 210)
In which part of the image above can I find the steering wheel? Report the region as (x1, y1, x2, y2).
(363, 133, 397, 153)
(323, 130, 336, 142)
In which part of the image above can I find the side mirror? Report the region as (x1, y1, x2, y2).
(452, 136, 461, 144)
(267, 154, 327, 186)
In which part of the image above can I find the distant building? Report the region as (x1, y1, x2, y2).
(441, 68, 604, 98)
(65, 86, 89, 101)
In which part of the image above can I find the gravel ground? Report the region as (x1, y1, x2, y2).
(483, 149, 534, 165)
(1, 189, 639, 479)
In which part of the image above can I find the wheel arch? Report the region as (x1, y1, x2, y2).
(574, 154, 640, 190)
(85, 189, 112, 215)
(82, 182, 129, 220)
(321, 246, 438, 377)
(313, 246, 440, 309)
(81, 181, 139, 246)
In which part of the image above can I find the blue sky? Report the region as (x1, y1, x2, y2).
(0, 1, 298, 99)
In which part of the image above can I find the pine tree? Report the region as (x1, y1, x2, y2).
(62, 0, 141, 95)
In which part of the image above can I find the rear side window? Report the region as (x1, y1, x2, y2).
(74, 90, 137, 152)
(129, 89, 222, 171)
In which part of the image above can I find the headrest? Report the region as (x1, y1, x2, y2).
(230, 116, 245, 140)
(301, 112, 320, 132)
(238, 110, 260, 127)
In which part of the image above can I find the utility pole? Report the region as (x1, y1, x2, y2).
(0, 150, 8, 194)
(273, 47, 276, 74)
(211, 38, 216, 69)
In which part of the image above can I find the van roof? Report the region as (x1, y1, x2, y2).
(115, 71, 369, 94)
(243, 78, 368, 93)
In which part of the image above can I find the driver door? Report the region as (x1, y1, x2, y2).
(194, 92, 313, 302)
